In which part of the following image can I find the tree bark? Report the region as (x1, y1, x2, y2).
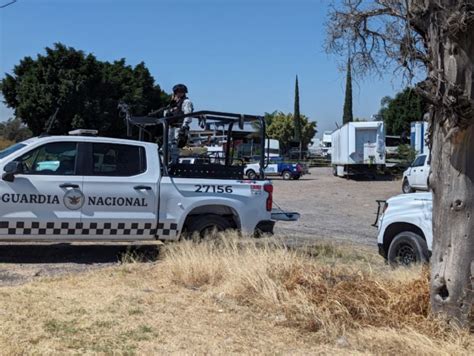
(421, 0, 474, 327)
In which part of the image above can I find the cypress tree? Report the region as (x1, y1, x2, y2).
(294, 75, 301, 141)
(342, 56, 353, 124)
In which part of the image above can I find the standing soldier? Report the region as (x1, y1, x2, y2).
(166, 84, 193, 161)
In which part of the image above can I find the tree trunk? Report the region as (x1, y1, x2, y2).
(423, 0, 474, 327)
(430, 115, 474, 326)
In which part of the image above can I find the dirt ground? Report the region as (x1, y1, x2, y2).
(273, 167, 401, 245)
(0, 167, 401, 286)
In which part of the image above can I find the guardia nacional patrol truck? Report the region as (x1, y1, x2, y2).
(0, 111, 298, 241)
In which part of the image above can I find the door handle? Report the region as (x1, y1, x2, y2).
(134, 185, 152, 191)
(59, 183, 79, 189)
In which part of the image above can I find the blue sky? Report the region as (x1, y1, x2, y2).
(0, 0, 407, 137)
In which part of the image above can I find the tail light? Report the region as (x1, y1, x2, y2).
(264, 184, 273, 211)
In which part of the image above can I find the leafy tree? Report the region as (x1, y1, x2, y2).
(0, 117, 32, 142)
(264, 111, 317, 154)
(0, 43, 168, 137)
(326, 0, 474, 327)
(379, 88, 426, 135)
(342, 56, 353, 124)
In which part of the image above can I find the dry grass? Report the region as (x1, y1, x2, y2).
(0, 234, 472, 354)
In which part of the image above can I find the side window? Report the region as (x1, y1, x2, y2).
(413, 155, 426, 167)
(92, 143, 146, 176)
(16, 142, 78, 175)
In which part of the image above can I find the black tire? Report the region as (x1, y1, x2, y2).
(292, 174, 301, 180)
(246, 169, 257, 180)
(185, 214, 232, 239)
(387, 231, 429, 266)
(282, 170, 292, 180)
(402, 178, 414, 194)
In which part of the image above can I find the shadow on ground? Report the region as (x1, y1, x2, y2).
(0, 243, 162, 264)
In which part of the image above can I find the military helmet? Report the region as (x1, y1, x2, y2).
(172, 84, 188, 94)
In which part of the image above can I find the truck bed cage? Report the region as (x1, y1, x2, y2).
(129, 110, 264, 128)
(126, 110, 267, 180)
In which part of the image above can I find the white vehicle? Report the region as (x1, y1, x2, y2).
(402, 153, 430, 193)
(0, 111, 298, 241)
(331, 121, 385, 177)
(376, 192, 432, 265)
(244, 159, 304, 180)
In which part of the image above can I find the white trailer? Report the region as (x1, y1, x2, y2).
(331, 121, 385, 177)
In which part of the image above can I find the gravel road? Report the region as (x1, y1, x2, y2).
(0, 167, 401, 286)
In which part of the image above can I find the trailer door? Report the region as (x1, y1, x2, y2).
(355, 129, 376, 163)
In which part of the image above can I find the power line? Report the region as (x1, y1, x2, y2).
(0, 1, 17, 9)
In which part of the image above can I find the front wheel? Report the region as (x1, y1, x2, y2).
(387, 232, 429, 266)
(184, 214, 232, 239)
(402, 178, 414, 194)
(282, 170, 292, 180)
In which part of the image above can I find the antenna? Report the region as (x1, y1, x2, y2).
(41, 107, 60, 136)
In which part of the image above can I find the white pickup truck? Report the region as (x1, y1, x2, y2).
(402, 153, 430, 193)
(0, 111, 297, 241)
(376, 192, 432, 265)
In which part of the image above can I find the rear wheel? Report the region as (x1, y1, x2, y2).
(185, 214, 232, 239)
(402, 178, 414, 194)
(246, 169, 257, 180)
(282, 170, 292, 180)
(387, 232, 429, 266)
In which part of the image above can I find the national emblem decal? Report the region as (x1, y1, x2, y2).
(63, 189, 85, 210)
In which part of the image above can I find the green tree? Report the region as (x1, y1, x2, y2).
(0, 117, 32, 142)
(342, 56, 353, 124)
(0, 43, 168, 137)
(378, 88, 426, 136)
(264, 111, 317, 154)
(294, 75, 301, 141)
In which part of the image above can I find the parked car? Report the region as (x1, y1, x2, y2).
(376, 192, 432, 266)
(244, 157, 306, 180)
(402, 153, 430, 193)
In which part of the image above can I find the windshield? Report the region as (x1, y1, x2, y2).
(0, 143, 27, 160)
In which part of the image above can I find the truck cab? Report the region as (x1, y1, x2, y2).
(0, 111, 296, 241)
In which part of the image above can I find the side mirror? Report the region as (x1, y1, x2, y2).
(2, 161, 23, 182)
